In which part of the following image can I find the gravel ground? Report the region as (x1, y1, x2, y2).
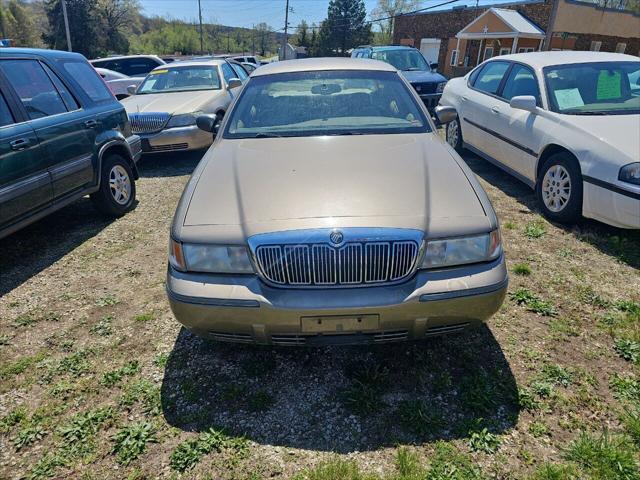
(0, 148, 638, 479)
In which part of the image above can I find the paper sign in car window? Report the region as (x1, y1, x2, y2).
(596, 71, 621, 100)
(554, 88, 584, 110)
(151, 69, 168, 75)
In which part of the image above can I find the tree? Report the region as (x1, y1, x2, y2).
(255, 22, 271, 56)
(319, 0, 372, 56)
(45, 0, 103, 57)
(0, 0, 42, 46)
(98, 0, 141, 54)
(293, 20, 309, 48)
(371, 0, 418, 44)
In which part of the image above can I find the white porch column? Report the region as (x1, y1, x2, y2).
(455, 37, 461, 66)
(538, 37, 544, 51)
(477, 38, 483, 65)
(511, 35, 519, 54)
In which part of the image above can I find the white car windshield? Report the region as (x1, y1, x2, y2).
(137, 66, 221, 94)
(224, 70, 430, 139)
(544, 61, 640, 115)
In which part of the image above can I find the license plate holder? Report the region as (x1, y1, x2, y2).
(301, 314, 379, 333)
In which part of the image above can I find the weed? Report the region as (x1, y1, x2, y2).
(512, 262, 532, 275)
(134, 312, 155, 322)
(248, 391, 274, 412)
(169, 428, 247, 473)
(615, 300, 640, 316)
(540, 363, 573, 387)
(425, 441, 487, 480)
(101, 360, 141, 387)
(112, 421, 157, 465)
(26, 453, 67, 480)
(396, 447, 421, 477)
(459, 372, 495, 414)
(510, 288, 557, 316)
(0, 334, 10, 346)
(14, 313, 37, 327)
(296, 459, 364, 480)
(620, 408, 640, 447)
(566, 431, 639, 479)
(90, 315, 113, 337)
(615, 338, 640, 364)
(558, 247, 573, 258)
(577, 285, 610, 308)
(528, 463, 579, 480)
(548, 318, 579, 338)
(609, 374, 640, 402)
(58, 407, 114, 456)
(96, 294, 119, 307)
(153, 352, 169, 368)
(524, 221, 546, 239)
(504, 221, 516, 229)
(0, 351, 47, 380)
(56, 350, 91, 377)
(518, 387, 540, 411)
(398, 400, 444, 436)
(468, 427, 501, 454)
(0, 406, 27, 433)
(120, 379, 161, 416)
(341, 380, 382, 416)
(528, 421, 549, 438)
(13, 425, 46, 450)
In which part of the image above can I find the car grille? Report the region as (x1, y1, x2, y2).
(128, 112, 170, 134)
(412, 82, 438, 94)
(250, 229, 422, 288)
(149, 143, 188, 152)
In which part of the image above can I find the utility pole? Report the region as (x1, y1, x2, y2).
(197, 0, 204, 53)
(281, 0, 290, 60)
(61, 0, 72, 52)
(251, 24, 255, 56)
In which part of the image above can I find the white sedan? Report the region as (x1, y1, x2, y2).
(440, 51, 639, 229)
(95, 68, 144, 100)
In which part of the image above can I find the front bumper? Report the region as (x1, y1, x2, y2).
(125, 135, 142, 163)
(166, 255, 508, 346)
(416, 93, 442, 111)
(583, 180, 640, 229)
(139, 125, 213, 153)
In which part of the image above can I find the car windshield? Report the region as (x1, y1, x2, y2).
(137, 66, 221, 94)
(224, 70, 430, 139)
(371, 49, 430, 71)
(544, 61, 640, 115)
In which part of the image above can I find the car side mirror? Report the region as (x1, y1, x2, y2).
(196, 114, 220, 134)
(430, 62, 438, 71)
(227, 78, 242, 89)
(510, 95, 537, 112)
(434, 105, 457, 124)
(126, 85, 137, 95)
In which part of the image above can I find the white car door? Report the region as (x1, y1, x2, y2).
(489, 62, 544, 183)
(459, 60, 511, 157)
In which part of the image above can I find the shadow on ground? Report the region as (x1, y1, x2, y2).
(137, 150, 204, 178)
(462, 151, 640, 269)
(0, 198, 117, 297)
(161, 325, 519, 452)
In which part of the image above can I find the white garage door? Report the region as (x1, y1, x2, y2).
(420, 38, 441, 65)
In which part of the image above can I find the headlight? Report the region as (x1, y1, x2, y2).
(173, 242, 254, 273)
(619, 162, 640, 185)
(436, 81, 447, 93)
(166, 112, 201, 128)
(420, 230, 501, 269)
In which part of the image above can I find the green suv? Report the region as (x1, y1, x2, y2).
(0, 48, 141, 239)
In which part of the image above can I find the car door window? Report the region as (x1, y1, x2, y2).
(121, 58, 159, 76)
(42, 63, 79, 111)
(0, 91, 14, 127)
(0, 59, 68, 119)
(501, 64, 541, 105)
(473, 61, 510, 95)
(62, 61, 113, 103)
(230, 63, 248, 80)
(221, 63, 237, 84)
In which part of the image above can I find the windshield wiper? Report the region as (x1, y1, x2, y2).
(403, 67, 423, 71)
(253, 132, 283, 138)
(566, 110, 610, 115)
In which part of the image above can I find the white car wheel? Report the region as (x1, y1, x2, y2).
(446, 117, 461, 150)
(541, 165, 571, 213)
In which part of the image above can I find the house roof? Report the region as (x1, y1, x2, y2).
(457, 7, 545, 38)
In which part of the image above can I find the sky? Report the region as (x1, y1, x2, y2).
(139, 0, 510, 30)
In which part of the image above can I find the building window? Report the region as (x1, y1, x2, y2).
(615, 42, 627, 53)
(590, 41, 602, 51)
(450, 49, 458, 66)
(518, 47, 535, 53)
(499, 47, 511, 56)
(484, 47, 494, 60)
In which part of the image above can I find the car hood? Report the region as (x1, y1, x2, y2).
(400, 70, 447, 84)
(178, 133, 490, 242)
(121, 90, 223, 115)
(562, 114, 640, 165)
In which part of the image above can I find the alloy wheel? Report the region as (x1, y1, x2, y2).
(109, 165, 131, 205)
(447, 119, 459, 148)
(541, 164, 571, 212)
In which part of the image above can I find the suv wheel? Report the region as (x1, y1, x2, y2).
(535, 153, 582, 223)
(446, 116, 463, 151)
(91, 154, 136, 216)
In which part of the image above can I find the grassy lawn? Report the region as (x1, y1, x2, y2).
(0, 150, 638, 479)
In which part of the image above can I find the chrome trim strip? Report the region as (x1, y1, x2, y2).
(419, 276, 508, 302)
(166, 288, 260, 308)
(0, 171, 50, 203)
(49, 154, 93, 182)
(583, 175, 640, 201)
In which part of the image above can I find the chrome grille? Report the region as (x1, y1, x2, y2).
(253, 236, 420, 288)
(128, 112, 170, 134)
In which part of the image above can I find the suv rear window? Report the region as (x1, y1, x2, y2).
(0, 92, 14, 127)
(62, 61, 113, 102)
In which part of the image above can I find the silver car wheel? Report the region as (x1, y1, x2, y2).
(541, 164, 571, 213)
(446, 118, 459, 148)
(109, 165, 131, 205)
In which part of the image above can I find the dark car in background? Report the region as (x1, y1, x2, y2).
(0, 48, 141, 239)
(90, 54, 166, 77)
(352, 45, 447, 111)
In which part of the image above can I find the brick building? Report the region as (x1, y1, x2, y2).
(393, 0, 640, 77)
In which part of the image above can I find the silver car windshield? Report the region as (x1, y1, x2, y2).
(137, 66, 222, 94)
(371, 49, 430, 72)
(544, 61, 640, 115)
(224, 70, 430, 138)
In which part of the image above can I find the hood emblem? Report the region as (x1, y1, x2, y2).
(329, 230, 344, 245)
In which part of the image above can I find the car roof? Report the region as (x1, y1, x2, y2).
(90, 54, 163, 62)
(356, 45, 415, 51)
(0, 47, 85, 61)
(252, 57, 397, 77)
(150, 59, 226, 70)
(489, 51, 639, 69)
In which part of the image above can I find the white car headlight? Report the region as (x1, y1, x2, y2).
(166, 112, 201, 128)
(619, 162, 640, 185)
(169, 239, 254, 273)
(420, 230, 502, 269)
(436, 81, 447, 93)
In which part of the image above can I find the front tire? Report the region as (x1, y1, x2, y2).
(446, 116, 463, 152)
(90, 154, 136, 217)
(535, 153, 582, 223)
